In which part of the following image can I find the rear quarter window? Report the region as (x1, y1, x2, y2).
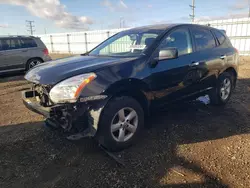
(213, 30, 226, 45)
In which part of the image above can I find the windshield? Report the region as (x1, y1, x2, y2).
(89, 29, 164, 57)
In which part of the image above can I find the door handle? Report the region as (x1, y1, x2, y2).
(22, 50, 28, 52)
(220, 55, 226, 60)
(190, 62, 200, 67)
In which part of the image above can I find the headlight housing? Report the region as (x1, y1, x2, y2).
(49, 73, 96, 103)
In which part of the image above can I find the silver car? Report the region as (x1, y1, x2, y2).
(0, 36, 51, 74)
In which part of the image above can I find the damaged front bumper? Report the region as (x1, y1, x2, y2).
(22, 90, 109, 138)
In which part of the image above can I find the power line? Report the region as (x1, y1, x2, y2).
(189, 0, 195, 22)
(26, 20, 35, 35)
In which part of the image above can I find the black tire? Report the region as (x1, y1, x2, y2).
(26, 58, 43, 71)
(96, 96, 144, 152)
(209, 72, 234, 105)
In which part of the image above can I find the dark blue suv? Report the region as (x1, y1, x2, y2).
(22, 24, 239, 151)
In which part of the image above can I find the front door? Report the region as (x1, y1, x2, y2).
(149, 27, 204, 106)
(0, 39, 7, 72)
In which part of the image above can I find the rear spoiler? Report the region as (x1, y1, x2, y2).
(220, 29, 226, 34)
(205, 24, 226, 34)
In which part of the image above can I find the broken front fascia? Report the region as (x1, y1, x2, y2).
(49, 95, 110, 136)
(22, 89, 109, 138)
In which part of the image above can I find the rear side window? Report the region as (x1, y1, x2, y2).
(1, 38, 21, 50)
(192, 28, 216, 51)
(20, 38, 37, 48)
(213, 30, 226, 45)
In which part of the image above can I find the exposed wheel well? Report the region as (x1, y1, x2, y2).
(26, 57, 44, 70)
(113, 89, 150, 117)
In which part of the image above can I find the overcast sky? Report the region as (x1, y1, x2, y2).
(0, 0, 249, 35)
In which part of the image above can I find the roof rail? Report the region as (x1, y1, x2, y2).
(0, 35, 37, 38)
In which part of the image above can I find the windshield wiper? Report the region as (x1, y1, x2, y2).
(80, 52, 89, 56)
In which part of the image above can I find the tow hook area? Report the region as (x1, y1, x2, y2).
(66, 126, 96, 140)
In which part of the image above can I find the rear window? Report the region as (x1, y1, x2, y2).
(213, 30, 226, 45)
(20, 38, 37, 48)
(192, 28, 216, 51)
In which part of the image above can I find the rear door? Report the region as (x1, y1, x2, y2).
(19, 37, 38, 63)
(212, 29, 237, 70)
(188, 26, 223, 92)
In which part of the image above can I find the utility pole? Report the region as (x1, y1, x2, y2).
(189, 0, 195, 23)
(248, 0, 250, 17)
(26, 20, 35, 35)
(120, 17, 124, 28)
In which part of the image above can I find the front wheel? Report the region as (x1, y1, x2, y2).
(96, 96, 144, 152)
(209, 72, 234, 105)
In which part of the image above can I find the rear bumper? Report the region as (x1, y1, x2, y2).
(43, 55, 52, 62)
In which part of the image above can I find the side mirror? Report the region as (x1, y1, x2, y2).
(157, 48, 178, 61)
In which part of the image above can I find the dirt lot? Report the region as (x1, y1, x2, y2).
(0, 54, 250, 188)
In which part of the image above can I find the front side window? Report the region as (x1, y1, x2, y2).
(1, 38, 21, 50)
(89, 29, 164, 57)
(158, 28, 192, 56)
(192, 28, 216, 51)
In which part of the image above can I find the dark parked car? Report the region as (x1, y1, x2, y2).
(22, 24, 239, 151)
(0, 36, 51, 74)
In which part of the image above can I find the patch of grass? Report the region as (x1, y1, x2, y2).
(50, 53, 76, 60)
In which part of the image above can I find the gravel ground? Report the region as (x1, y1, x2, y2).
(0, 55, 250, 188)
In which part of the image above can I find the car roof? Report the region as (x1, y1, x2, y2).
(126, 23, 215, 32)
(0, 35, 38, 39)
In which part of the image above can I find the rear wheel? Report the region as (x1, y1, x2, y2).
(209, 72, 233, 105)
(26, 58, 43, 70)
(96, 96, 144, 151)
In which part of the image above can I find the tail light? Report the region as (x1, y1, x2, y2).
(43, 48, 49, 55)
(234, 48, 239, 54)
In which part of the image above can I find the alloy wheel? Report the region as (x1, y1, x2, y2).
(110, 107, 138, 142)
(220, 78, 231, 100)
(29, 60, 41, 69)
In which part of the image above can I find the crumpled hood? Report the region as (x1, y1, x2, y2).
(25, 55, 135, 85)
